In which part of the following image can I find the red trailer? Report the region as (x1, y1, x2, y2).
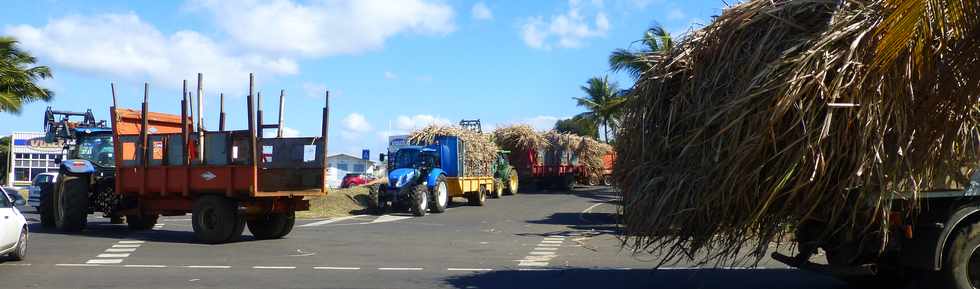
(109, 74, 329, 243)
(509, 148, 583, 191)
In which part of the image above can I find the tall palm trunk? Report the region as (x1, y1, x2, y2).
(602, 118, 610, 144)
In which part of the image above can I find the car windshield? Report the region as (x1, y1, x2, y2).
(76, 134, 114, 167)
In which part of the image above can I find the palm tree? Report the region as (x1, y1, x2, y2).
(0, 36, 53, 113)
(574, 76, 625, 143)
(609, 23, 673, 79)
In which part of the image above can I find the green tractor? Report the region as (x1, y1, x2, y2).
(491, 150, 519, 198)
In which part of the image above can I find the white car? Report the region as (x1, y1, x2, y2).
(0, 187, 28, 260)
(28, 172, 58, 210)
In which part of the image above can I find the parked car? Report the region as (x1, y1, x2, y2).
(27, 172, 58, 211)
(341, 173, 375, 188)
(0, 187, 28, 261)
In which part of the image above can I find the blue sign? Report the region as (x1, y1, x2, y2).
(362, 149, 370, 160)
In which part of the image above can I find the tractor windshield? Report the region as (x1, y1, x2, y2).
(393, 148, 439, 169)
(76, 134, 114, 167)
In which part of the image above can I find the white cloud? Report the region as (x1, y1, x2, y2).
(4, 13, 298, 94)
(344, 113, 373, 133)
(667, 8, 686, 21)
(281, 126, 301, 137)
(302, 82, 328, 99)
(384, 71, 398, 80)
(520, 0, 610, 49)
(395, 114, 451, 130)
(190, 0, 455, 57)
(4, 13, 299, 92)
(471, 2, 493, 20)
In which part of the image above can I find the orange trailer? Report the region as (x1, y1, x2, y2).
(110, 73, 329, 243)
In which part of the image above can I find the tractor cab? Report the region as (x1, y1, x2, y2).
(71, 129, 115, 168)
(387, 146, 440, 189)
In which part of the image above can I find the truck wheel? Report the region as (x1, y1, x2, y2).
(39, 187, 55, 228)
(505, 169, 519, 195)
(192, 195, 245, 244)
(9, 228, 27, 261)
(429, 176, 448, 213)
(492, 179, 504, 199)
(53, 173, 89, 232)
(467, 187, 487, 206)
(411, 185, 429, 217)
(602, 174, 613, 186)
(126, 214, 159, 230)
(247, 211, 295, 240)
(559, 175, 576, 191)
(943, 222, 980, 289)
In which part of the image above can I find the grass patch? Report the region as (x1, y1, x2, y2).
(297, 186, 373, 219)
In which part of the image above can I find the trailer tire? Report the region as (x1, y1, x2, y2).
(942, 222, 980, 289)
(467, 186, 487, 206)
(192, 195, 245, 244)
(126, 214, 159, 230)
(492, 179, 504, 199)
(602, 174, 613, 186)
(559, 175, 575, 191)
(411, 185, 428, 217)
(430, 176, 448, 213)
(53, 173, 89, 232)
(505, 169, 519, 195)
(247, 211, 295, 240)
(39, 187, 55, 228)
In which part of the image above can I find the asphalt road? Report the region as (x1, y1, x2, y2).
(0, 187, 846, 289)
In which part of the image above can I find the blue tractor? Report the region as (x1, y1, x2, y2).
(372, 142, 449, 217)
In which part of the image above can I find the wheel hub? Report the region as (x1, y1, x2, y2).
(437, 183, 448, 207)
(969, 243, 980, 288)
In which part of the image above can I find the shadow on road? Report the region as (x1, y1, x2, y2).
(26, 221, 265, 244)
(443, 268, 847, 289)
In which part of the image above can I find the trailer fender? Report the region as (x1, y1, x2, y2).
(60, 159, 96, 174)
(425, 169, 445, 190)
(932, 205, 980, 270)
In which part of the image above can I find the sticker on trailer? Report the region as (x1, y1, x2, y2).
(201, 171, 216, 181)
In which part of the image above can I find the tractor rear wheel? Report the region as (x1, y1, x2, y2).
(53, 173, 89, 232)
(943, 222, 980, 289)
(127, 214, 159, 230)
(429, 176, 448, 213)
(192, 195, 245, 244)
(505, 169, 519, 195)
(247, 211, 296, 240)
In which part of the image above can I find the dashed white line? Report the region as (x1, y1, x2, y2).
(533, 247, 558, 251)
(378, 267, 424, 271)
(86, 259, 123, 264)
(124, 265, 167, 268)
(537, 243, 561, 247)
(56, 263, 102, 267)
(313, 266, 361, 270)
(96, 253, 131, 258)
(298, 216, 360, 227)
(112, 244, 141, 248)
(184, 265, 231, 269)
(253, 266, 296, 270)
(447, 268, 492, 271)
(540, 240, 563, 244)
(529, 251, 556, 255)
(105, 248, 137, 253)
(117, 240, 145, 244)
(0, 263, 30, 266)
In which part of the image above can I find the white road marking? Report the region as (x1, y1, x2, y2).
(117, 240, 145, 244)
(0, 263, 30, 266)
(529, 251, 556, 255)
(447, 268, 492, 271)
(124, 265, 167, 268)
(105, 248, 137, 253)
(112, 244, 141, 248)
(371, 215, 413, 224)
(378, 267, 424, 271)
(533, 247, 558, 251)
(540, 240, 563, 244)
(517, 267, 554, 271)
(298, 216, 360, 227)
(314, 266, 361, 270)
(253, 266, 296, 269)
(537, 243, 561, 247)
(97, 253, 131, 258)
(86, 259, 123, 264)
(184, 265, 231, 269)
(56, 263, 102, 267)
(519, 261, 549, 266)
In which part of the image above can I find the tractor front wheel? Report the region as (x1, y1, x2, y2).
(505, 169, 519, 195)
(429, 176, 448, 213)
(411, 185, 429, 217)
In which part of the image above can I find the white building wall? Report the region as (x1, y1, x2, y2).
(7, 132, 66, 187)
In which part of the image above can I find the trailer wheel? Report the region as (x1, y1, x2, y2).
(559, 175, 576, 191)
(492, 179, 504, 199)
(53, 173, 89, 232)
(192, 195, 245, 244)
(39, 186, 55, 228)
(429, 176, 448, 213)
(505, 169, 519, 195)
(602, 174, 613, 186)
(467, 186, 487, 206)
(126, 214, 159, 230)
(943, 222, 980, 289)
(411, 185, 429, 217)
(247, 211, 295, 240)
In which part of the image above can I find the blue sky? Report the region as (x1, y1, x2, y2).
(0, 0, 723, 157)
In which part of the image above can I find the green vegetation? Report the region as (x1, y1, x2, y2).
(298, 186, 372, 219)
(573, 76, 624, 144)
(608, 23, 672, 79)
(554, 115, 598, 139)
(0, 36, 53, 113)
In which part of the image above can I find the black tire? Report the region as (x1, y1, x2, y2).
(602, 174, 613, 186)
(192, 195, 245, 244)
(467, 186, 487, 206)
(943, 222, 980, 289)
(53, 173, 89, 232)
(429, 176, 448, 213)
(247, 211, 296, 240)
(411, 185, 428, 217)
(492, 179, 504, 199)
(367, 185, 386, 215)
(39, 187, 55, 228)
(505, 169, 519, 195)
(126, 214, 159, 230)
(9, 228, 27, 261)
(559, 175, 575, 191)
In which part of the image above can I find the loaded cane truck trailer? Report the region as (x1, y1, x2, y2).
(509, 147, 582, 191)
(52, 73, 330, 243)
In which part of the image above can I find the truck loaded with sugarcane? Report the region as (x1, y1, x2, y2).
(611, 1, 980, 288)
(45, 73, 331, 244)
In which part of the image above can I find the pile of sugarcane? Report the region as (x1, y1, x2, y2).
(494, 125, 612, 181)
(408, 125, 499, 176)
(615, 0, 980, 265)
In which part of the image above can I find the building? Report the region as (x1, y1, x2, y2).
(6, 132, 65, 187)
(326, 153, 380, 188)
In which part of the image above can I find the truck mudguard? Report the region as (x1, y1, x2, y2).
(60, 159, 96, 174)
(426, 169, 446, 190)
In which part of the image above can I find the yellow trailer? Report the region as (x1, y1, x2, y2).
(446, 176, 498, 206)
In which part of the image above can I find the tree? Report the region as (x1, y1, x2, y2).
(574, 76, 625, 143)
(609, 23, 673, 79)
(0, 36, 53, 113)
(554, 115, 598, 139)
